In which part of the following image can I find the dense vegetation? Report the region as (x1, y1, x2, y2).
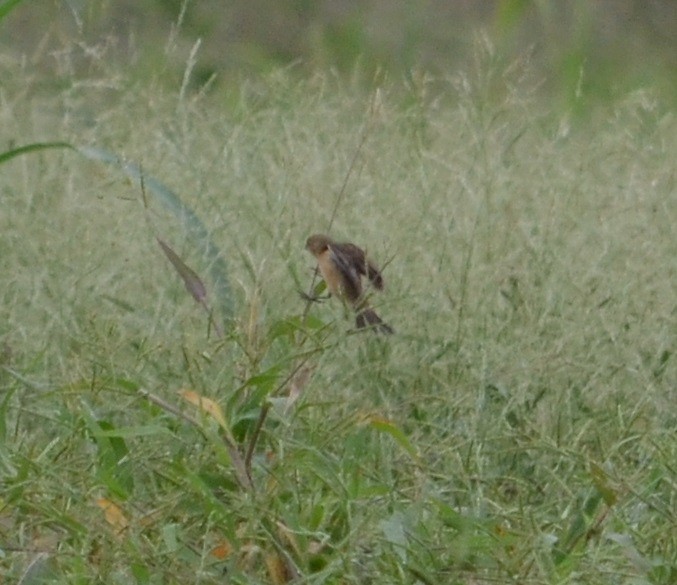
(1, 2, 675, 583)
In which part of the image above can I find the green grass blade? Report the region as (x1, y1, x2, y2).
(77, 146, 234, 323)
(369, 416, 421, 464)
(1, 141, 234, 324)
(0, 0, 26, 21)
(0, 141, 73, 164)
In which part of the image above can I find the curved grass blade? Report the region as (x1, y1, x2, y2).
(77, 146, 233, 324)
(2, 142, 234, 325)
(0, 141, 73, 164)
(368, 416, 421, 464)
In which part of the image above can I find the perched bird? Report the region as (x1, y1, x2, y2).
(305, 233, 393, 334)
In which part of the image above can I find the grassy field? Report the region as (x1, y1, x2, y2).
(1, 50, 675, 584)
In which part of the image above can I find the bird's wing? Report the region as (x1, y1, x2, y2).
(338, 243, 384, 290)
(328, 244, 363, 302)
(365, 260, 384, 290)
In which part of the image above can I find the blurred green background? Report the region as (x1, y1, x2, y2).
(2, 0, 676, 103)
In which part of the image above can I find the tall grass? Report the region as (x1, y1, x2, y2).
(1, 47, 675, 584)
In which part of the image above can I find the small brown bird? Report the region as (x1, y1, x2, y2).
(305, 233, 393, 334)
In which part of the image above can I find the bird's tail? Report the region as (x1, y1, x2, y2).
(356, 307, 394, 335)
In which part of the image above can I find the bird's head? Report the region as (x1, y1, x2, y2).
(305, 234, 333, 255)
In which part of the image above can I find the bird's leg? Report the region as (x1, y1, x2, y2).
(299, 290, 331, 303)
